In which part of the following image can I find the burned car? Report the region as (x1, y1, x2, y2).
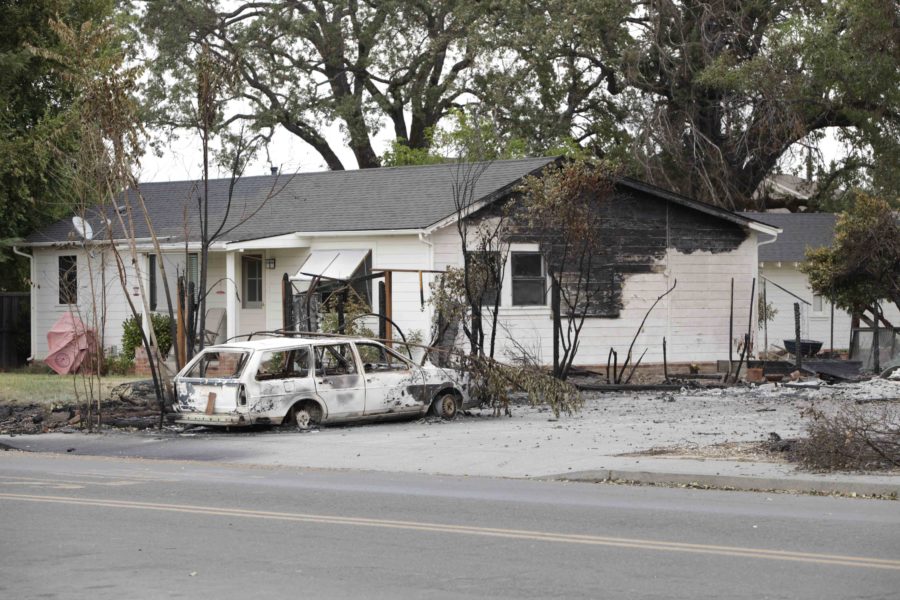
(172, 337, 473, 428)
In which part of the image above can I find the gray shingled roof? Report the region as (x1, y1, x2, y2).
(26, 156, 770, 245)
(742, 212, 837, 262)
(26, 157, 557, 244)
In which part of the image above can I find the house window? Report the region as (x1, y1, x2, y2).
(148, 254, 158, 311)
(465, 251, 501, 306)
(187, 253, 199, 290)
(58, 255, 77, 304)
(511, 252, 545, 306)
(812, 294, 823, 313)
(242, 254, 263, 308)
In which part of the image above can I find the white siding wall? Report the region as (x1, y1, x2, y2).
(31, 228, 772, 368)
(297, 235, 435, 340)
(33, 247, 139, 358)
(264, 249, 309, 331)
(430, 224, 759, 365)
(31, 237, 435, 356)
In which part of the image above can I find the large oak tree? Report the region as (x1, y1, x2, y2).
(141, 0, 491, 170)
(482, 0, 899, 210)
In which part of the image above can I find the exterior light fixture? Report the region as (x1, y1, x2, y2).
(265, 258, 276, 270)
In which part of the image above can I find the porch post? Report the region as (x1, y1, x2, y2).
(225, 251, 238, 341)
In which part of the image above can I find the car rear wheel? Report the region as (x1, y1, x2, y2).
(290, 402, 321, 431)
(430, 392, 459, 420)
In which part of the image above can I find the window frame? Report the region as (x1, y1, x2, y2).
(811, 293, 826, 315)
(182, 349, 249, 379)
(58, 255, 78, 305)
(314, 343, 358, 377)
(510, 251, 546, 307)
(148, 254, 158, 311)
(254, 346, 312, 381)
(354, 341, 414, 373)
(179, 252, 200, 299)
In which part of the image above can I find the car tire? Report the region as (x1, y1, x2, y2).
(430, 392, 459, 420)
(291, 403, 321, 431)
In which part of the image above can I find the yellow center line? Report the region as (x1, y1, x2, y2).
(1, 492, 897, 570)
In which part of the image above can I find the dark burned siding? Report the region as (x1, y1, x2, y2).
(497, 186, 748, 318)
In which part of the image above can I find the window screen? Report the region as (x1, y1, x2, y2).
(511, 252, 545, 306)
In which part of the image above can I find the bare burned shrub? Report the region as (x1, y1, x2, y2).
(796, 404, 900, 471)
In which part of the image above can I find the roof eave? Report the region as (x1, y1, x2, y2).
(224, 228, 425, 248)
(748, 222, 782, 236)
(617, 177, 780, 233)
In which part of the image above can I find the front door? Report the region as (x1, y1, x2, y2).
(314, 343, 366, 419)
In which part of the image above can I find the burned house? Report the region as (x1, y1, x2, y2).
(17, 157, 777, 367)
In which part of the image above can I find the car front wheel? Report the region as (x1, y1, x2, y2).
(430, 392, 459, 420)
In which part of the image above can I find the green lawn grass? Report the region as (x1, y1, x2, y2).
(0, 373, 139, 406)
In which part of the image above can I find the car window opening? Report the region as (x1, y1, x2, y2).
(185, 350, 250, 379)
(255, 347, 311, 381)
(356, 342, 413, 373)
(315, 344, 357, 377)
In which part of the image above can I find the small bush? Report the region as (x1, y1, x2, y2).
(121, 313, 174, 359)
(104, 354, 134, 376)
(796, 404, 900, 471)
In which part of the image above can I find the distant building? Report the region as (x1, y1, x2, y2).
(743, 211, 900, 353)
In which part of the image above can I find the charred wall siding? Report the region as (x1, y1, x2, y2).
(504, 187, 747, 317)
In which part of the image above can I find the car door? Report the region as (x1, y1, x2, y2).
(313, 343, 366, 419)
(354, 341, 425, 415)
(251, 346, 316, 419)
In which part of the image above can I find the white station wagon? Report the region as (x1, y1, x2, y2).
(172, 337, 473, 429)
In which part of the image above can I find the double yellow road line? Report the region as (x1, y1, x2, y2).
(2, 492, 898, 570)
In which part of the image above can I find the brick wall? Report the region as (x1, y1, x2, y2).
(134, 346, 152, 376)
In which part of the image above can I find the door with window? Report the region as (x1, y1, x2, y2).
(314, 343, 366, 418)
(252, 346, 316, 417)
(355, 342, 424, 415)
(241, 254, 266, 334)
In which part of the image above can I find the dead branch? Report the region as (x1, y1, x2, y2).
(615, 279, 677, 383)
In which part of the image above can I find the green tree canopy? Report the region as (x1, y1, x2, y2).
(0, 0, 115, 290)
(801, 193, 900, 327)
(140, 0, 494, 170)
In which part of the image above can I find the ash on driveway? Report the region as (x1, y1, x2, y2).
(4, 379, 897, 481)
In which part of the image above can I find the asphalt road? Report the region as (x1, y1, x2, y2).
(1, 452, 898, 599)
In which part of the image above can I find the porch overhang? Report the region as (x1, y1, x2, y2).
(225, 233, 312, 250)
(290, 249, 370, 288)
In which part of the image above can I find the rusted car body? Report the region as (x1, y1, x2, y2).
(172, 337, 473, 428)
